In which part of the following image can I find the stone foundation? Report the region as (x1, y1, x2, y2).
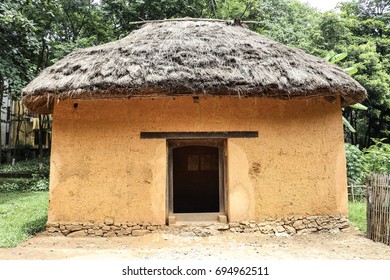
(46, 215, 349, 237)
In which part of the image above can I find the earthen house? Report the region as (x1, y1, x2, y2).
(23, 19, 366, 236)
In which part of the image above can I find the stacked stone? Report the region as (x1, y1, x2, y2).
(227, 215, 349, 235)
(46, 219, 162, 237)
(46, 215, 349, 237)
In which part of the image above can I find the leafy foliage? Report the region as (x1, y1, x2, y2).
(0, 158, 50, 192)
(364, 138, 390, 173)
(0, 175, 49, 192)
(345, 139, 390, 184)
(0, 158, 50, 174)
(345, 143, 367, 184)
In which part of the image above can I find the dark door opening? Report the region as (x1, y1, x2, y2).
(173, 145, 219, 213)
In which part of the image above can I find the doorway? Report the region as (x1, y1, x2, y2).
(168, 140, 225, 222)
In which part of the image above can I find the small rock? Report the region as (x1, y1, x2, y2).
(322, 224, 333, 230)
(179, 231, 195, 237)
(87, 229, 94, 234)
(94, 230, 104, 236)
(68, 225, 83, 232)
(296, 228, 317, 235)
(259, 225, 272, 234)
(216, 224, 229, 230)
(292, 220, 303, 228)
(196, 232, 208, 237)
(275, 232, 289, 237)
(132, 230, 149, 236)
(67, 230, 87, 237)
(46, 227, 58, 233)
(284, 225, 296, 235)
(102, 225, 111, 231)
(82, 222, 94, 227)
(114, 222, 122, 227)
(104, 219, 114, 226)
(338, 222, 349, 229)
(275, 226, 285, 233)
(229, 222, 240, 227)
(132, 225, 141, 230)
(307, 222, 318, 228)
(104, 231, 116, 237)
(232, 227, 244, 233)
(329, 228, 340, 234)
(46, 222, 59, 228)
(147, 225, 158, 231)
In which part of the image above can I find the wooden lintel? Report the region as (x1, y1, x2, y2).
(140, 131, 259, 139)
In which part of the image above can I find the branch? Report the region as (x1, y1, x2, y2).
(240, 1, 253, 19)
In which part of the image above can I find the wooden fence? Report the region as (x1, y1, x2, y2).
(366, 174, 390, 246)
(348, 184, 366, 202)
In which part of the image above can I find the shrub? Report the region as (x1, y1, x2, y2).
(29, 174, 49, 192)
(345, 139, 390, 185)
(0, 157, 50, 175)
(364, 138, 390, 173)
(0, 176, 48, 192)
(345, 143, 367, 185)
(0, 158, 50, 192)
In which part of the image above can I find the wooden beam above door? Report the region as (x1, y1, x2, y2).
(140, 131, 259, 139)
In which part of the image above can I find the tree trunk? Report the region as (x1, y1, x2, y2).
(38, 114, 43, 169)
(13, 102, 22, 161)
(0, 74, 4, 165)
(364, 117, 373, 148)
(45, 115, 52, 155)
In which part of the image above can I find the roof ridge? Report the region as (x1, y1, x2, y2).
(127, 17, 260, 26)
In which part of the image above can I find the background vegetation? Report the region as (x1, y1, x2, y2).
(1, 0, 389, 245)
(1, 0, 389, 152)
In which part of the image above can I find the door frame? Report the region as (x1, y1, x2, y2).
(167, 139, 226, 223)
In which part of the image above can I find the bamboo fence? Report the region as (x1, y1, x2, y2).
(348, 184, 366, 202)
(366, 174, 390, 245)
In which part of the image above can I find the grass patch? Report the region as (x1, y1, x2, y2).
(0, 191, 48, 248)
(348, 200, 367, 233)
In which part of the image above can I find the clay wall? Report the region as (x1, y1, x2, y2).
(48, 96, 347, 224)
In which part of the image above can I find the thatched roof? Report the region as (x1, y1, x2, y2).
(22, 19, 366, 114)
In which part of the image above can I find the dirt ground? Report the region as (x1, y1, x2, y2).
(1, 227, 390, 260)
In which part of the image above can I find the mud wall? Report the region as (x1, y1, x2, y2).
(48, 96, 347, 224)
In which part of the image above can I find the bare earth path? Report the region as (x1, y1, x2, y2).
(1, 227, 390, 260)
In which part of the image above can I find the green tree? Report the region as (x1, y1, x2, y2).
(339, 0, 390, 147)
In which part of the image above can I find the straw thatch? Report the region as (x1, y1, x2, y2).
(22, 19, 366, 114)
